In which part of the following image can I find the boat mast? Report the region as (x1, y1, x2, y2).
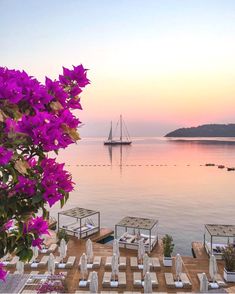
(108, 121, 112, 141)
(120, 114, 122, 142)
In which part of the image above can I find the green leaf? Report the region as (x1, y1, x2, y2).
(32, 193, 43, 204)
(2, 171, 9, 183)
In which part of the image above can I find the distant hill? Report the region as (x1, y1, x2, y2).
(165, 124, 235, 137)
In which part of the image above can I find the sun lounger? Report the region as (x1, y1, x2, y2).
(86, 271, 94, 284)
(180, 273, 192, 289)
(38, 255, 49, 268)
(165, 273, 175, 288)
(102, 272, 112, 288)
(55, 256, 66, 268)
(150, 257, 160, 270)
(105, 256, 112, 268)
(215, 273, 226, 287)
(197, 273, 225, 288)
(133, 272, 142, 288)
(130, 257, 138, 269)
(119, 257, 127, 269)
(40, 243, 58, 254)
(105, 256, 126, 269)
(48, 243, 58, 253)
(150, 272, 158, 288)
(93, 256, 102, 268)
(118, 272, 126, 287)
(65, 256, 76, 268)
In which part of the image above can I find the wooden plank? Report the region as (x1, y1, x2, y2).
(191, 242, 208, 259)
(87, 228, 114, 242)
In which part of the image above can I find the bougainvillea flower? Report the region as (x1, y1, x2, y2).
(59, 64, 90, 87)
(59, 109, 80, 129)
(32, 237, 44, 249)
(41, 157, 74, 206)
(45, 77, 68, 107)
(2, 220, 13, 231)
(14, 175, 36, 197)
(43, 189, 63, 207)
(0, 65, 88, 281)
(0, 264, 7, 281)
(4, 118, 20, 133)
(72, 64, 90, 87)
(26, 217, 49, 235)
(0, 146, 13, 165)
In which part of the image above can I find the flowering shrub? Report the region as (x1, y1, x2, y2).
(37, 275, 65, 293)
(0, 65, 89, 280)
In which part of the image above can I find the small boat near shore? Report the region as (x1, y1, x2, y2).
(104, 115, 132, 145)
(218, 165, 225, 169)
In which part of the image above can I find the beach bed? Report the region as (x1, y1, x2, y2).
(133, 272, 158, 288)
(39, 243, 58, 254)
(165, 272, 192, 289)
(104, 256, 126, 269)
(130, 257, 138, 269)
(55, 256, 76, 268)
(79, 256, 101, 269)
(150, 257, 161, 270)
(197, 273, 226, 288)
(102, 272, 127, 288)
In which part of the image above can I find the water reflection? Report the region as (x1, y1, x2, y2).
(53, 137, 235, 255)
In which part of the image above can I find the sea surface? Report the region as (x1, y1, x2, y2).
(51, 137, 235, 255)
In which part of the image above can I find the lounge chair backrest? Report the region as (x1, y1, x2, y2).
(165, 273, 175, 288)
(130, 257, 138, 268)
(180, 273, 192, 288)
(49, 244, 57, 253)
(93, 256, 101, 268)
(38, 256, 49, 267)
(65, 256, 76, 268)
(118, 272, 126, 287)
(105, 256, 112, 268)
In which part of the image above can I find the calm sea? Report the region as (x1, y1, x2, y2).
(51, 137, 235, 255)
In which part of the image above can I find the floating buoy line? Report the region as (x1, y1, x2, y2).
(64, 163, 235, 171)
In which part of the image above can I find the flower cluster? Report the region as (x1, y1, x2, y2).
(41, 158, 74, 207)
(37, 277, 65, 293)
(0, 263, 7, 281)
(24, 217, 49, 236)
(0, 147, 13, 165)
(0, 65, 88, 281)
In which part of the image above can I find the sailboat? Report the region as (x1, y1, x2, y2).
(104, 115, 132, 145)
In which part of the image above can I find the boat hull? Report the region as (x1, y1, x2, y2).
(104, 141, 132, 145)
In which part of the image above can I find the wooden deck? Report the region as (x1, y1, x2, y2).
(87, 228, 114, 242)
(191, 242, 208, 259)
(6, 237, 235, 293)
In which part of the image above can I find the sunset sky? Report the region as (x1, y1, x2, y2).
(1, 0, 235, 136)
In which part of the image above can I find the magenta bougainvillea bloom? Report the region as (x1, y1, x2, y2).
(0, 147, 13, 165)
(14, 176, 36, 197)
(25, 217, 49, 236)
(0, 65, 88, 281)
(41, 158, 74, 206)
(0, 264, 7, 281)
(3, 220, 13, 230)
(32, 237, 44, 249)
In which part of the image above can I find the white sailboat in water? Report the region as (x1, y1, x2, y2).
(104, 115, 132, 145)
